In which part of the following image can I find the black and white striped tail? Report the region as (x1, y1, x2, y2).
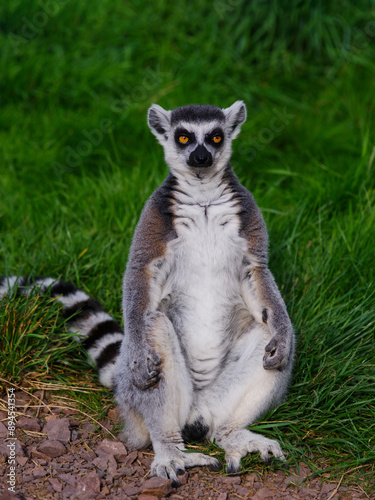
(0, 276, 123, 388)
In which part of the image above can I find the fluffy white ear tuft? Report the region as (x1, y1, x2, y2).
(147, 104, 171, 143)
(222, 100, 247, 139)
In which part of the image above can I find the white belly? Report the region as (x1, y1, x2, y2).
(164, 200, 251, 387)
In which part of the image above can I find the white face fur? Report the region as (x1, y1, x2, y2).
(147, 101, 247, 178)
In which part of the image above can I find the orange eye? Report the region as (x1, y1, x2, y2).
(179, 136, 189, 144)
(213, 135, 222, 144)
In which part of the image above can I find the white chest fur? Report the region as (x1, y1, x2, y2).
(162, 182, 250, 388)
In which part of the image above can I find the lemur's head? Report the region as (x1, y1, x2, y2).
(147, 101, 246, 177)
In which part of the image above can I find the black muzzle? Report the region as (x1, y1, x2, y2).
(188, 145, 213, 168)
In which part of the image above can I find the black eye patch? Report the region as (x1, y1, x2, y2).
(205, 128, 224, 147)
(174, 128, 196, 147)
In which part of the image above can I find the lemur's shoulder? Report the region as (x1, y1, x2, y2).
(223, 166, 269, 263)
(126, 173, 177, 271)
(149, 172, 178, 233)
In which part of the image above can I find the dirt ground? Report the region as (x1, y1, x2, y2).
(0, 389, 371, 500)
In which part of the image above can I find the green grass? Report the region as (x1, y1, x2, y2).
(0, 0, 374, 491)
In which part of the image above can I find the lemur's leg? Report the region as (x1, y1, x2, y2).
(115, 311, 221, 487)
(195, 322, 293, 474)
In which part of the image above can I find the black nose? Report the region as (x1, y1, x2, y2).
(195, 153, 209, 164)
(188, 145, 213, 168)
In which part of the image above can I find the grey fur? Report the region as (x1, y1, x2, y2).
(116, 101, 295, 484)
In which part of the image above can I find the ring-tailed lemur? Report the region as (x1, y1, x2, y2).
(1, 101, 295, 487)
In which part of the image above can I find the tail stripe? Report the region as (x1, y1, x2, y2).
(0, 276, 124, 389)
(85, 332, 124, 362)
(56, 290, 91, 308)
(34, 277, 58, 291)
(69, 311, 117, 337)
(50, 281, 78, 297)
(98, 359, 121, 388)
(63, 298, 104, 323)
(83, 319, 123, 351)
(96, 341, 122, 369)
(14, 276, 29, 296)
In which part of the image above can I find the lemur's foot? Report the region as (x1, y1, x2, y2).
(216, 429, 286, 474)
(151, 446, 221, 487)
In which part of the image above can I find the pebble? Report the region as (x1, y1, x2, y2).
(139, 476, 174, 496)
(16, 417, 41, 432)
(48, 477, 63, 492)
(80, 449, 97, 462)
(95, 438, 127, 461)
(236, 485, 251, 496)
(0, 421, 8, 438)
(34, 458, 47, 465)
(95, 453, 117, 474)
(28, 444, 51, 461)
(124, 449, 138, 464)
(37, 439, 66, 458)
(0, 491, 20, 500)
(59, 472, 76, 487)
(20, 474, 34, 484)
(17, 456, 29, 466)
(0, 440, 25, 457)
(250, 487, 276, 499)
(219, 475, 241, 484)
(113, 465, 135, 478)
(76, 470, 101, 492)
(123, 485, 139, 496)
(82, 423, 95, 433)
(32, 468, 48, 478)
(44, 417, 71, 442)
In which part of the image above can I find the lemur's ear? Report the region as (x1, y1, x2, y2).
(148, 104, 171, 144)
(222, 101, 247, 139)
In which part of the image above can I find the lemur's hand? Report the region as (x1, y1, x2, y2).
(130, 344, 162, 390)
(263, 335, 291, 370)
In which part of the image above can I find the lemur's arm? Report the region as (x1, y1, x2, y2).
(123, 177, 177, 389)
(237, 182, 293, 370)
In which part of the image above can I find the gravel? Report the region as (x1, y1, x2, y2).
(0, 390, 369, 499)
